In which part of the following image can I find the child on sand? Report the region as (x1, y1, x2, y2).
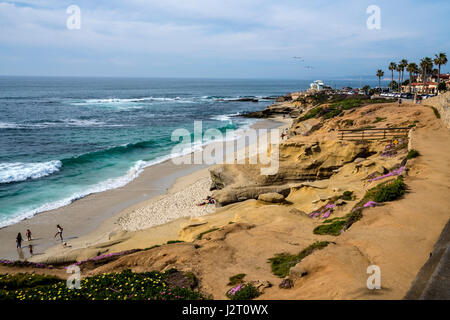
(54, 224, 63, 242)
(26, 229, 32, 241)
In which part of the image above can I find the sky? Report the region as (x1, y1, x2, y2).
(0, 0, 449, 79)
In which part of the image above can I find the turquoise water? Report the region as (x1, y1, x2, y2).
(0, 77, 380, 227)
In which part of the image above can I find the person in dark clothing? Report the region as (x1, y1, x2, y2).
(54, 224, 63, 242)
(26, 229, 32, 241)
(16, 233, 22, 248)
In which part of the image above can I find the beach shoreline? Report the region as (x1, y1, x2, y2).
(0, 116, 291, 261)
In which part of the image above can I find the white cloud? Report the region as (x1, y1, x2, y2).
(0, 0, 448, 77)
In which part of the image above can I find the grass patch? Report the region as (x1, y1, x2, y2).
(196, 228, 219, 240)
(431, 107, 441, 119)
(313, 219, 347, 236)
(167, 240, 185, 244)
(0, 269, 205, 300)
(406, 149, 420, 160)
(268, 241, 331, 277)
(373, 117, 387, 124)
(228, 274, 246, 286)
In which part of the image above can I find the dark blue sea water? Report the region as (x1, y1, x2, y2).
(0, 77, 380, 227)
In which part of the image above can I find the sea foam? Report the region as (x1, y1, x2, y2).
(0, 161, 62, 184)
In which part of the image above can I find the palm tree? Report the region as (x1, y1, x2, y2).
(406, 63, 419, 93)
(399, 59, 408, 85)
(434, 52, 448, 85)
(396, 65, 402, 93)
(420, 57, 433, 93)
(388, 62, 397, 92)
(376, 69, 384, 90)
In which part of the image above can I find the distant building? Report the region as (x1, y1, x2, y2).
(310, 80, 324, 91)
(403, 73, 449, 94)
(407, 82, 438, 94)
(309, 80, 332, 91)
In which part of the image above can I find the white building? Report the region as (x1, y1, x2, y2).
(310, 80, 324, 91)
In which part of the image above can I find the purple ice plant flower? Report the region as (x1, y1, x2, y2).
(363, 201, 383, 208)
(228, 284, 243, 296)
(321, 210, 331, 219)
(369, 166, 405, 182)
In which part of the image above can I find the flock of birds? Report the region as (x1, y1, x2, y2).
(293, 56, 315, 70)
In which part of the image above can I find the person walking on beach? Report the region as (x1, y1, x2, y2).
(26, 229, 32, 241)
(16, 232, 23, 248)
(54, 224, 63, 242)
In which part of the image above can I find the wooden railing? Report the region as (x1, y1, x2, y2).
(338, 127, 411, 141)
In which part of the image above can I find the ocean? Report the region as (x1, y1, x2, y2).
(0, 76, 380, 227)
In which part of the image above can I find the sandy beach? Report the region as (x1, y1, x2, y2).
(0, 117, 291, 261)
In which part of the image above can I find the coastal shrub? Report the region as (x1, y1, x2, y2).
(226, 283, 260, 300)
(268, 242, 331, 277)
(371, 176, 406, 202)
(341, 191, 354, 201)
(298, 107, 322, 121)
(297, 241, 330, 260)
(228, 274, 246, 285)
(406, 149, 420, 160)
(0, 269, 206, 300)
(196, 228, 219, 240)
(0, 273, 61, 290)
(321, 108, 342, 120)
(268, 253, 298, 278)
(331, 99, 362, 111)
(431, 107, 441, 119)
